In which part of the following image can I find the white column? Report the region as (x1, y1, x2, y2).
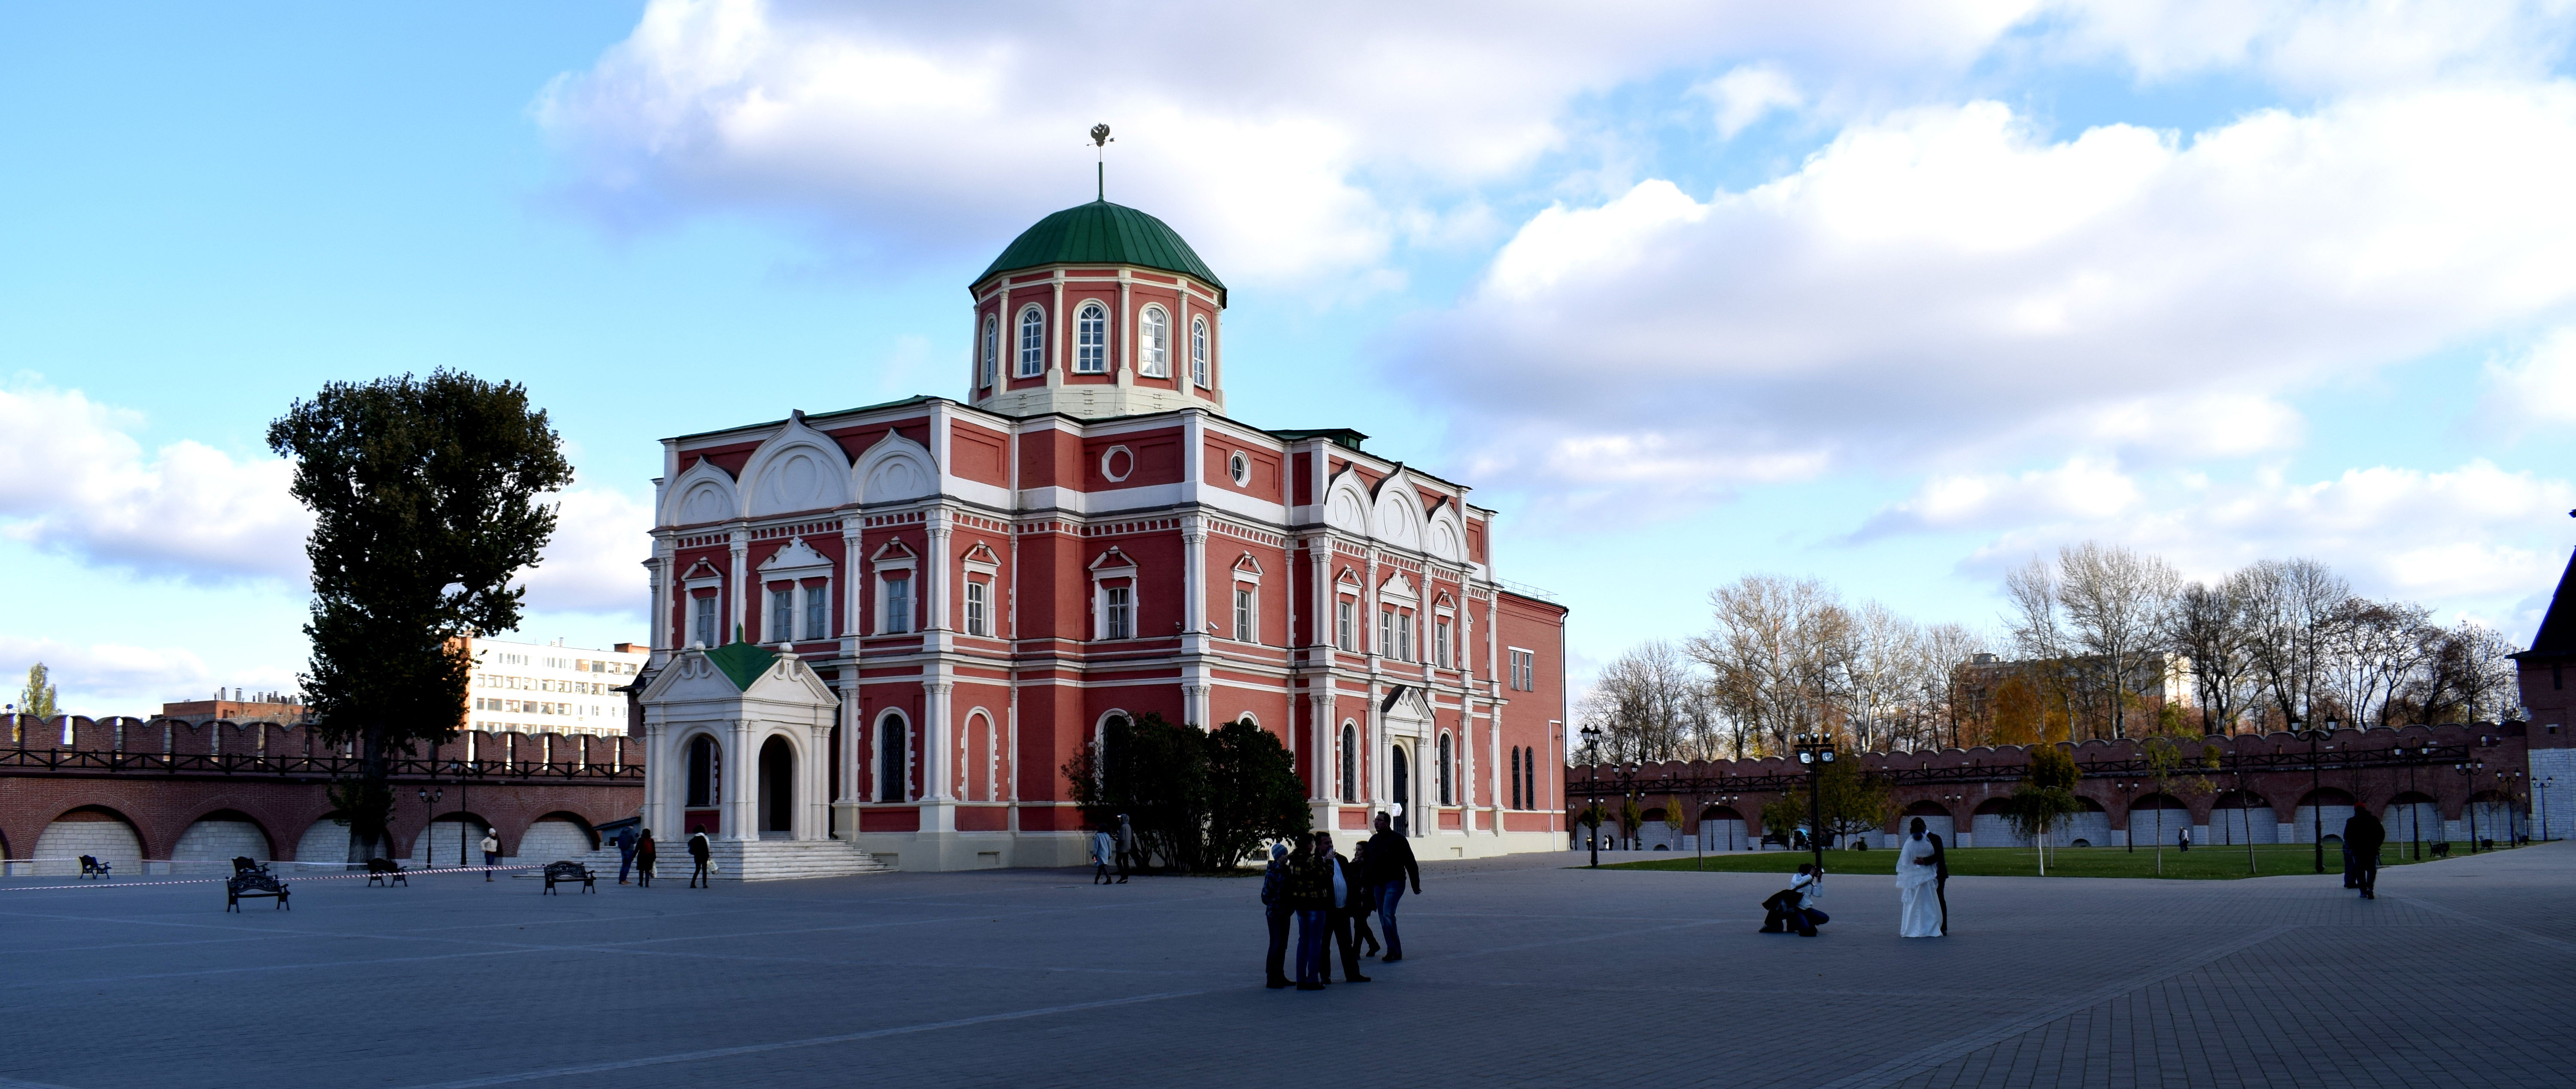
(926, 509, 953, 633)
(1182, 515, 1208, 634)
(1182, 682, 1211, 730)
(804, 720, 830, 842)
(922, 680, 955, 802)
(726, 718, 756, 840)
(727, 531, 749, 644)
(647, 551, 671, 657)
(841, 524, 863, 651)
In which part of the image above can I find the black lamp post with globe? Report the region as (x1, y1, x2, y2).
(1793, 733, 1836, 873)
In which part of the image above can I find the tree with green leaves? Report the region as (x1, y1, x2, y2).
(16, 663, 59, 719)
(1062, 713, 1307, 872)
(2005, 744, 2084, 875)
(1760, 795, 1807, 849)
(1203, 718, 1312, 869)
(1815, 757, 1896, 849)
(2137, 735, 2216, 877)
(268, 371, 571, 864)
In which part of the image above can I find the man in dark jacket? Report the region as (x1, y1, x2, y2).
(1285, 835, 1333, 990)
(687, 826, 713, 888)
(1926, 831, 1950, 935)
(2343, 810, 2386, 899)
(1329, 845, 1372, 983)
(1364, 812, 1422, 961)
(1259, 842, 1292, 988)
(614, 825, 637, 885)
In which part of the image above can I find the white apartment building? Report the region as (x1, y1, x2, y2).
(465, 636, 647, 737)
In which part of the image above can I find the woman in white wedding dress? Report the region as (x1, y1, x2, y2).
(1897, 818, 1944, 938)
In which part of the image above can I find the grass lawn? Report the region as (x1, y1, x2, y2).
(1590, 841, 2502, 880)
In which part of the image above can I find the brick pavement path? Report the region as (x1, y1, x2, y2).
(0, 843, 2565, 1088)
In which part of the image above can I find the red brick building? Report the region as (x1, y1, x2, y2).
(639, 197, 1568, 871)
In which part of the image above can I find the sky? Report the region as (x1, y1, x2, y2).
(8, 1, 2576, 715)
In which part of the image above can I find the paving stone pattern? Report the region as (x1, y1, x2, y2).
(0, 843, 2567, 1089)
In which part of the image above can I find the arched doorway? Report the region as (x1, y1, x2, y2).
(685, 735, 720, 807)
(1700, 805, 1747, 851)
(758, 735, 794, 838)
(1339, 723, 1357, 803)
(1390, 745, 1411, 835)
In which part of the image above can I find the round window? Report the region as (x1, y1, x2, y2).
(1101, 445, 1134, 482)
(1228, 452, 1249, 485)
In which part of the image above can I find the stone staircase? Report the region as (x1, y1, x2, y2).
(569, 837, 892, 882)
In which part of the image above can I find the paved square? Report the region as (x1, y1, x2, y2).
(0, 845, 2568, 1088)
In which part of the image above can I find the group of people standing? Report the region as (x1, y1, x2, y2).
(1261, 814, 1421, 990)
(1759, 817, 1950, 938)
(609, 824, 715, 888)
(1089, 815, 1140, 885)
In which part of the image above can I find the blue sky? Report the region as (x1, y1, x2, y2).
(9, 2, 2576, 714)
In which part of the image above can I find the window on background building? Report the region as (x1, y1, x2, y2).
(979, 314, 998, 387)
(769, 587, 795, 642)
(805, 584, 829, 641)
(1075, 301, 1107, 373)
(1379, 607, 1395, 658)
(1398, 611, 1415, 661)
(1337, 599, 1355, 651)
(1104, 586, 1132, 639)
(1233, 586, 1254, 642)
(1340, 724, 1358, 803)
(1017, 306, 1045, 377)
(693, 595, 717, 648)
(1434, 618, 1452, 669)
(1511, 747, 1523, 809)
(965, 579, 989, 637)
(1438, 734, 1452, 806)
(878, 715, 907, 802)
(1510, 649, 1534, 691)
(884, 575, 913, 634)
(1191, 316, 1209, 387)
(1138, 306, 1169, 377)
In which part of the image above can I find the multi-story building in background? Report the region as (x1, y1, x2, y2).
(465, 636, 647, 737)
(159, 690, 309, 725)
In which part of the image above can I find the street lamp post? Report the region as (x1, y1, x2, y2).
(1580, 724, 1602, 867)
(2500, 770, 2524, 845)
(2457, 761, 2482, 851)
(2115, 779, 2138, 852)
(416, 785, 442, 867)
(2544, 776, 2556, 843)
(2298, 722, 2333, 873)
(2403, 744, 2424, 861)
(1793, 733, 1836, 873)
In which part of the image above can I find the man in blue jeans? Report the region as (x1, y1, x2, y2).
(1364, 812, 1421, 961)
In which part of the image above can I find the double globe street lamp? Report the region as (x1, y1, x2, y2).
(1792, 733, 1837, 873)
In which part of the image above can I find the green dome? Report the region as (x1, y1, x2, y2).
(977, 200, 1225, 295)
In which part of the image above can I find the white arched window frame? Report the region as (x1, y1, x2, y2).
(963, 709, 996, 802)
(875, 709, 909, 802)
(1075, 301, 1109, 374)
(1090, 550, 1139, 641)
(1138, 305, 1170, 378)
(1438, 732, 1453, 806)
(979, 313, 999, 388)
(1340, 721, 1359, 804)
(1190, 315, 1210, 387)
(1016, 305, 1046, 378)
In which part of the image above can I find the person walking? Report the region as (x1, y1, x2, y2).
(2178, 827, 2191, 852)
(2344, 809, 2386, 899)
(1347, 843, 1383, 958)
(687, 825, 713, 888)
(1322, 832, 1371, 983)
(1927, 829, 1950, 935)
(634, 829, 657, 888)
(1091, 828, 1116, 885)
(480, 830, 501, 881)
(1286, 836, 1332, 990)
(614, 824, 638, 885)
(1114, 814, 1136, 883)
(1897, 818, 1942, 938)
(1364, 812, 1420, 961)
(1260, 842, 1292, 988)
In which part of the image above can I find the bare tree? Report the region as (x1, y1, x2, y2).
(2168, 578, 2255, 733)
(1578, 639, 1707, 763)
(1691, 575, 1853, 757)
(2238, 559, 2352, 731)
(2054, 542, 2182, 738)
(2322, 598, 2436, 729)
(2400, 622, 2522, 724)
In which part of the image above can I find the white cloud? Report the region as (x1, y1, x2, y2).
(0, 382, 308, 582)
(518, 486, 654, 617)
(1928, 459, 2575, 606)
(533, 0, 2043, 285)
(1406, 84, 2576, 505)
(1699, 64, 1804, 138)
(0, 635, 281, 720)
(2040, 0, 2576, 93)
(2483, 326, 2576, 427)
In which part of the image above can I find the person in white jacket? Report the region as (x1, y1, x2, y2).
(1897, 819, 1943, 937)
(1091, 829, 1116, 885)
(480, 831, 500, 881)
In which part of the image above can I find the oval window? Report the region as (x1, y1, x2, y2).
(1102, 445, 1134, 482)
(1228, 452, 1249, 485)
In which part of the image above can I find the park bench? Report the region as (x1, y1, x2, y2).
(541, 861, 596, 895)
(225, 863, 289, 912)
(78, 855, 111, 879)
(365, 857, 408, 887)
